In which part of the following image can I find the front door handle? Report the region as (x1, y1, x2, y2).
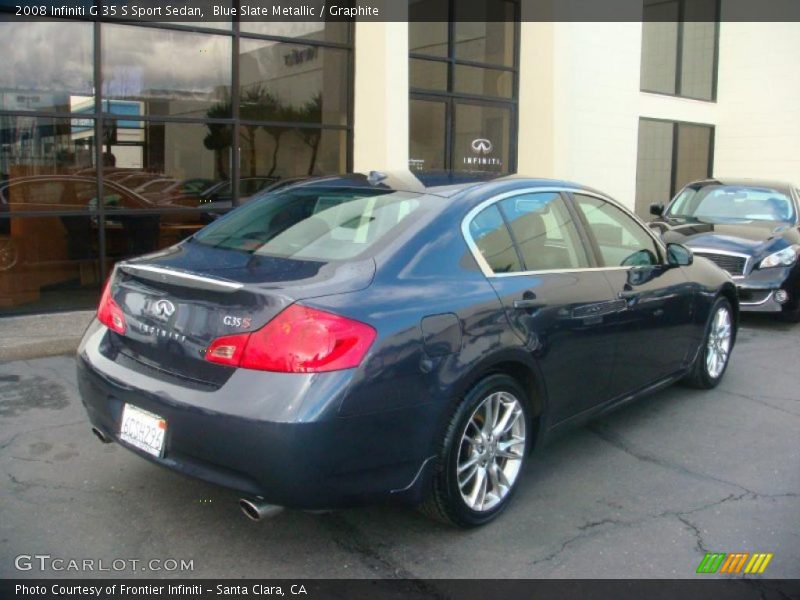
(618, 290, 639, 299)
(513, 299, 543, 309)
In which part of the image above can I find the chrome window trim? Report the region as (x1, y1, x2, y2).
(690, 247, 752, 278)
(461, 187, 668, 278)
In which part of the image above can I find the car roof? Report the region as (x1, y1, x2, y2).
(280, 171, 598, 199)
(685, 177, 797, 194)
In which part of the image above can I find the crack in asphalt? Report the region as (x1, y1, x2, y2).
(586, 421, 758, 496)
(718, 388, 800, 418)
(525, 421, 800, 571)
(6, 472, 127, 496)
(0, 419, 86, 454)
(320, 513, 450, 600)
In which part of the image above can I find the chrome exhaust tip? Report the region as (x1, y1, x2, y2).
(91, 427, 112, 444)
(239, 498, 284, 521)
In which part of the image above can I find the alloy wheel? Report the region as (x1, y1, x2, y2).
(706, 306, 732, 379)
(456, 391, 526, 512)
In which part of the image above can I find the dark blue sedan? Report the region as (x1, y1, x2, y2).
(77, 172, 738, 527)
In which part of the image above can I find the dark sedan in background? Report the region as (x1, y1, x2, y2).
(650, 178, 800, 322)
(77, 172, 738, 527)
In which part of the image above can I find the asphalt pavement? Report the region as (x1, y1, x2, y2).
(1, 315, 798, 580)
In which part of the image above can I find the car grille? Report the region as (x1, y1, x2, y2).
(694, 251, 748, 277)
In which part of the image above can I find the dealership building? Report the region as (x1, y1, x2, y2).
(0, 1, 798, 314)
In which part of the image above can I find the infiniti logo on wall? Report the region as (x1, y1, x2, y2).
(144, 298, 176, 322)
(464, 137, 502, 168)
(471, 138, 493, 155)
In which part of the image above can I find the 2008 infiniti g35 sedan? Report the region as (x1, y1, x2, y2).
(77, 172, 738, 527)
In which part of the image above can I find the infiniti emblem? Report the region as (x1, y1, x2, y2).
(471, 138, 493, 155)
(145, 298, 176, 321)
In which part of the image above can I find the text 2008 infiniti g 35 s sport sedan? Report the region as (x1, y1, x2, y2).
(77, 172, 738, 527)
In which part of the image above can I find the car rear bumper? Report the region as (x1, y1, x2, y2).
(76, 321, 434, 509)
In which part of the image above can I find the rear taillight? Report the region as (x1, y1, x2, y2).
(205, 305, 376, 373)
(97, 279, 127, 335)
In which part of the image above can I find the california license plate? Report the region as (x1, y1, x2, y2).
(119, 403, 166, 458)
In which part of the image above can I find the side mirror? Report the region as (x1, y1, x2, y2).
(649, 203, 665, 216)
(667, 243, 693, 267)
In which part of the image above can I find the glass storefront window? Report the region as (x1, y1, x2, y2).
(409, 1, 518, 174)
(241, 19, 350, 45)
(453, 103, 511, 173)
(409, 23, 448, 57)
(0, 116, 98, 212)
(239, 127, 347, 181)
(0, 215, 100, 314)
(410, 59, 448, 91)
(0, 21, 94, 113)
(0, 19, 353, 314)
(453, 65, 513, 99)
(102, 24, 232, 118)
(239, 39, 349, 126)
(409, 100, 446, 171)
(100, 120, 234, 209)
(454, 19, 516, 67)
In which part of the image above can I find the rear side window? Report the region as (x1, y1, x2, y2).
(498, 192, 590, 270)
(468, 204, 522, 274)
(193, 187, 428, 261)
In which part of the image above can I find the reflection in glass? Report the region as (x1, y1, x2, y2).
(239, 127, 347, 180)
(102, 24, 232, 117)
(0, 21, 94, 113)
(409, 22, 448, 57)
(635, 120, 674, 218)
(674, 123, 712, 191)
(103, 211, 208, 268)
(454, 19, 515, 67)
(0, 215, 100, 314)
(239, 39, 349, 126)
(454, 103, 511, 173)
(409, 100, 446, 171)
(454, 65, 513, 98)
(99, 120, 233, 209)
(241, 19, 349, 44)
(0, 116, 99, 212)
(410, 59, 448, 91)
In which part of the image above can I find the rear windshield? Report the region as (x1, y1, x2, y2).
(667, 185, 796, 223)
(193, 186, 428, 260)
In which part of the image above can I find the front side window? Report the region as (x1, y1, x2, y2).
(574, 195, 661, 267)
(667, 185, 797, 224)
(498, 192, 589, 271)
(194, 187, 428, 261)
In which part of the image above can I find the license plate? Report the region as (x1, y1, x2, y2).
(119, 403, 167, 458)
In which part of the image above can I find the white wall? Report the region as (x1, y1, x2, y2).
(714, 22, 800, 182)
(519, 22, 643, 207)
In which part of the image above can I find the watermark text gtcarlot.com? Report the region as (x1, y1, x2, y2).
(14, 554, 194, 572)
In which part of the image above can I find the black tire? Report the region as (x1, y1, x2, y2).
(419, 374, 531, 528)
(683, 296, 734, 389)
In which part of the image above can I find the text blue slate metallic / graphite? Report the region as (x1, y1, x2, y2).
(77, 172, 738, 527)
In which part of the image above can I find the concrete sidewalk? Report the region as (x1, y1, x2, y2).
(0, 310, 94, 361)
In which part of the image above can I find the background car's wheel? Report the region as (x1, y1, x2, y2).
(684, 296, 734, 389)
(420, 374, 530, 527)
